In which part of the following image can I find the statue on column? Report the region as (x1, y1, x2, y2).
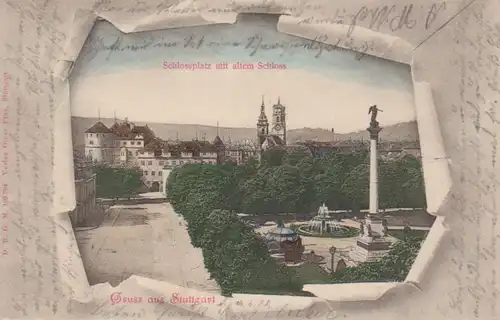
(368, 105, 383, 127)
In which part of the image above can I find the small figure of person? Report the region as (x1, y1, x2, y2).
(382, 225, 389, 236)
(367, 224, 373, 237)
(318, 203, 329, 217)
(403, 224, 412, 234)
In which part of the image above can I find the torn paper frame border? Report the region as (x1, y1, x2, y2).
(52, 10, 451, 307)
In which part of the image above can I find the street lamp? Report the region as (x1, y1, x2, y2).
(329, 246, 337, 274)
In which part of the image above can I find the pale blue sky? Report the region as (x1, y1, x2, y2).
(70, 14, 415, 132)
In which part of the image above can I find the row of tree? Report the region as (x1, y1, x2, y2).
(167, 166, 304, 295)
(167, 147, 426, 292)
(217, 147, 426, 215)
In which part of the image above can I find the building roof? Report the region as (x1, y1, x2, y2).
(257, 98, 268, 123)
(132, 125, 156, 144)
(268, 227, 297, 235)
(85, 121, 111, 134)
(198, 140, 217, 152)
(264, 227, 299, 243)
(262, 135, 285, 150)
(213, 135, 225, 146)
(110, 121, 133, 136)
(142, 138, 167, 152)
(272, 97, 285, 110)
(108, 121, 156, 145)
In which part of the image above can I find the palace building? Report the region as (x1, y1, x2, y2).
(82, 96, 291, 191)
(84, 119, 218, 192)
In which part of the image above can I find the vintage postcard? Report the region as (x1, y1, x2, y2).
(67, 13, 436, 301)
(2, 0, 498, 318)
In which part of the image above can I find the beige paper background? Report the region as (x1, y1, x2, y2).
(0, 0, 498, 319)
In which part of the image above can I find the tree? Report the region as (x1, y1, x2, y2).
(402, 167, 426, 208)
(314, 164, 343, 209)
(331, 236, 424, 283)
(378, 160, 405, 209)
(341, 164, 369, 211)
(167, 164, 231, 214)
(240, 170, 276, 214)
(93, 164, 144, 199)
(261, 147, 286, 167)
(166, 164, 204, 210)
(242, 157, 259, 176)
(182, 190, 229, 247)
(267, 165, 307, 213)
(282, 147, 313, 167)
(201, 209, 302, 296)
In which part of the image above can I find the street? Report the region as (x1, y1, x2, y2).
(75, 202, 219, 292)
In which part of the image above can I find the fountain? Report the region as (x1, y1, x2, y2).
(297, 204, 356, 237)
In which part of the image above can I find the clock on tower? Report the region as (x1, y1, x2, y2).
(271, 97, 287, 144)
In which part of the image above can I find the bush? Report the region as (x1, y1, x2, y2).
(93, 164, 144, 199)
(331, 236, 424, 283)
(198, 209, 302, 296)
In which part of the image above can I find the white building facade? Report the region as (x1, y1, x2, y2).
(84, 120, 252, 193)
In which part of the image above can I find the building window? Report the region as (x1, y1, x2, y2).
(130, 141, 135, 145)
(144, 171, 148, 175)
(128, 151, 132, 156)
(172, 160, 177, 165)
(140, 161, 145, 165)
(159, 161, 164, 166)
(152, 171, 156, 176)
(158, 171, 162, 176)
(89, 140, 94, 145)
(122, 141, 126, 145)
(121, 152, 124, 156)
(148, 161, 152, 165)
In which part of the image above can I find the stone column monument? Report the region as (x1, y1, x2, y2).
(353, 105, 392, 262)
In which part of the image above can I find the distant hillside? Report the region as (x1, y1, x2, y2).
(287, 122, 419, 143)
(71, 116, 419, 148)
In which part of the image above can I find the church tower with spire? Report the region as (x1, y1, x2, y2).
(271, 97, 286, 144)
(257, 95, 269, 145)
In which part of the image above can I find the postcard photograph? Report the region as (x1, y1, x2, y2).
(68, 13, 435, 297)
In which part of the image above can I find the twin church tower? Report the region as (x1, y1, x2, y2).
(256, 96, 287, 146)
